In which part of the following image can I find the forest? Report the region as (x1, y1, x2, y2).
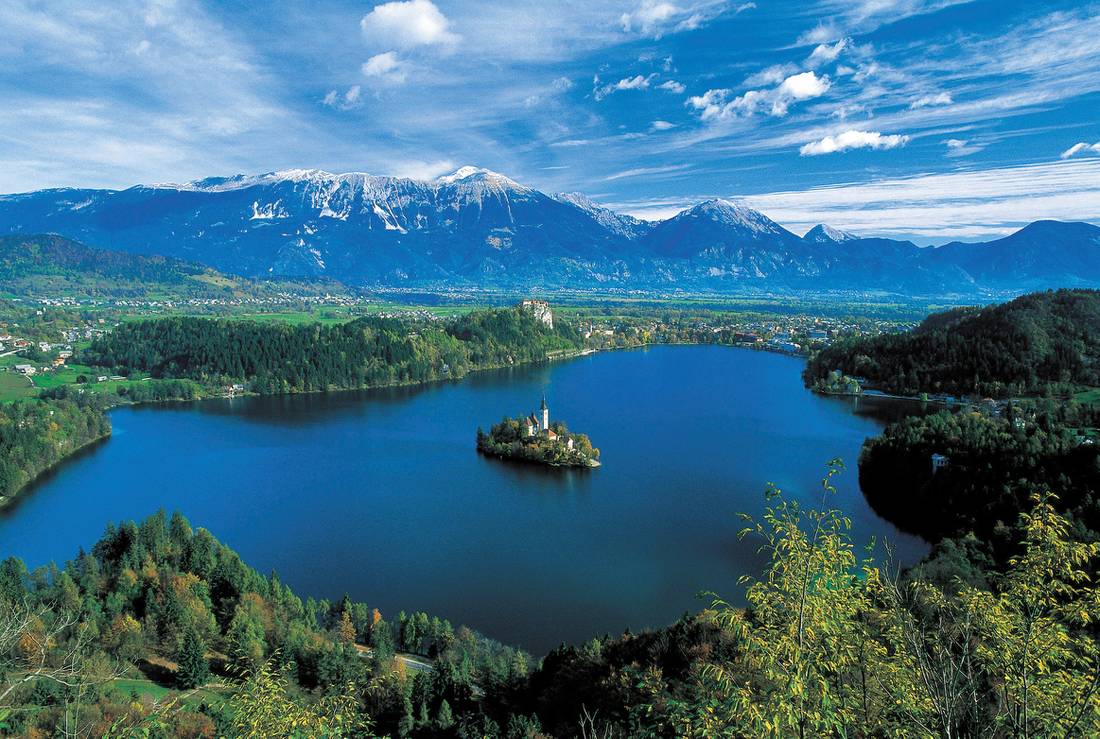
(1, 475, 1096, 737)
(859, 406, 1100, 565)
(804, 289, 1100, 398)
(0, 395, 111, 499)
(81, 308, 584, 395)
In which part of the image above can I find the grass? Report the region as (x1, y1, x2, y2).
(109, 677, 229, 707)
(0, 371, 36, 401)
(1073, 388, 1100, 407)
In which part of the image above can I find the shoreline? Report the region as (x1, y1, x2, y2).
(0, 428, 113, 510)
(5, 341, 808, 504)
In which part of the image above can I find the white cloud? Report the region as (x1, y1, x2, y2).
(360, 0, 458, 50)
(943, 137, 982, 157)
(797, 22, 841, 46)
(779, 71, 830, 100)
(658, 79, 686, 93)
(743, 63, 798, 87)
(619, 1, 729, 38)
(389, 158, 456, 180)
(362, 52, 409, 84)
(601, 163, 692, 181)
(620, 1, 679, 35)
(690, 71, 831, 119)
(594, 73, 658, 100)
(909, 92, 953, 109)
(552, 76, 574, 91)
(323, 85, 363, 110)
(651, 120, 676, 130)
(806, 38, 848, 67)
(799, 129, 909, 155)
(737, 158, 1100, 239)
(1060, 141, 1100, 159)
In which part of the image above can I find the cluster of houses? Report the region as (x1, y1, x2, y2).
(576, 313, 907, 357)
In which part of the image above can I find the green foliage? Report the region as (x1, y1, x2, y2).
(229, 658, 372, 737)
(174, 626, 210, 688)
(0, 394, 111, 497)
(82, 306, 583, 394)
(477, 417, 599, 467)
(858, 408, 1100, 549)
(805, 288, 1100, 397)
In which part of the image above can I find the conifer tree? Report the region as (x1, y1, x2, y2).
(175, 626, 210, 689)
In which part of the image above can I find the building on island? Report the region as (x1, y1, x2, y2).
(524, 397, 574, 450)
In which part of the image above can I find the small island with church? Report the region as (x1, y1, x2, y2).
(477, 397, 601, 468)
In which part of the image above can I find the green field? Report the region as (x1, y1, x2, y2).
(109, 677, 229, 706)
(0, 371, 36, 401)
(1074, 388, 1100, 407)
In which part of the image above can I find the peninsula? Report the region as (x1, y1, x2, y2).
(477, 397, 600, 468)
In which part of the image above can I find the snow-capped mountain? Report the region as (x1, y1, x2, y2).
(0, 167, 1097, 295)
(804, 224, 858, 244)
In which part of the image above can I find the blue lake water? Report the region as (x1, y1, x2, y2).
(0, 345, 927, 654)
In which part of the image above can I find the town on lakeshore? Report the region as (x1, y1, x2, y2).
(477, 396, 600, 468)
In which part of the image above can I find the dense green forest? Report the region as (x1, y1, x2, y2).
(805, 289, 1100, 397)
(0, 395, 111, 499)
(859, 407, 1100, 560)
(0, 511, 532, 737)
(2, 482, 1097, 736)
(477, 418, 599, 467)
(82, 308, 583, 394)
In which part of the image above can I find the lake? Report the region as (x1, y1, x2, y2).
(0, 345, 927, 654)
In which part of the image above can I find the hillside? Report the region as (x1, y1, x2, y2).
(0, 233, 351, 299)
(804, 288, 1100, 397)
(2, 169, 1098, 296)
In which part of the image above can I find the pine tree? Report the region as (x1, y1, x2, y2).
(175, 626, 210, 689)
(436, 699, 454, 731)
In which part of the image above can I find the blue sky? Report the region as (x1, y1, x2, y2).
(1, 0, 1098, 242)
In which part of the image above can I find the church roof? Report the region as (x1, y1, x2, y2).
(540, 395, 548, 410)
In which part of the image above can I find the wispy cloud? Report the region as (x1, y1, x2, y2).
(362, 52, 410, 85)
(323, 85, 363, 109)
(619, 1, 734, 38)
(741, 158, 1100, 239)
(909, 92, 953, 109)
(601, 163, 692, 181)
(1061, 141, 1100, 159)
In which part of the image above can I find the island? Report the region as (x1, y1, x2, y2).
(477, 396, 600, 468)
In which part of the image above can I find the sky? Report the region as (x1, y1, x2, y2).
(1, 0, 1098, 242)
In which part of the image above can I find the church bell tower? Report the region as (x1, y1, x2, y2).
(540, 396, 549, 431)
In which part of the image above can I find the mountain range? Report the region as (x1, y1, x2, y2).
(1, 166, 1098, 296)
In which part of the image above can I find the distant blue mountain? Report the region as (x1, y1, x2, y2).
(1, 167, 1097, 296)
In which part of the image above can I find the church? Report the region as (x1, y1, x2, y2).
(524, 397, 574, 450)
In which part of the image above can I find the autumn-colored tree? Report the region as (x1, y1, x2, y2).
(339, 609, 357, 644)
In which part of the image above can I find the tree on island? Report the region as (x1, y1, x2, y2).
(477, 416, 599, 467)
